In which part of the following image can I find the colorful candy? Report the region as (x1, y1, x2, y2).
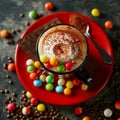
(22, 106, 31, 115)
(39, 74, 46, 82)
(29, 72, 37, 80)
(30, 97, 38, 106)
(26, 91, 33, 98)
(7, 102, 16, 112)
(40, 55, 49, 63)
(37, 103, 45, 112)
(65, 61, 73, 70)
(57, 65, 65, 72)
(46, 75, 54, 83)
(28, 10, 38, 19)
(27, 65, 34, 73)
(81, 83, 88, 91)
(45, 83, 54, 91)
(33, 61, 41, 68)
(57, 78, 65, 86)
(64, 88, 72, 95)
(26, 59, 34, 66)
(104, 20, 113, 29)
(0, 29, 9, 38)
(73, 78, 80, 86)
(7, 63, 15, 72)
(50, 56, 58, 66)
(115, 101, 120, 110)
(103, 108, 113, 117)
(44, 2, 53, 11)
(33, 79, 42, 87)
(55, 85, 64, 93)
(74, 106, 83, 115)
(82, 116, 91, 120)
(91, 8, 100, 17)
(66, 81, 74, 88)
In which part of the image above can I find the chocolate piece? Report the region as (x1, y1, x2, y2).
(17, 18, 62, 60)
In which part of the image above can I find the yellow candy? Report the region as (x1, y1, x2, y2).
(50, 56, 58, 66)
(37, 104, 45, 112)
(26, 91, 33, 98)
(34, 61, 41, 68)
(64, 88, 72, 95)
(40, 55, 49, 63)
(91, 8, 100, 17)
(66, 81, 74, 88)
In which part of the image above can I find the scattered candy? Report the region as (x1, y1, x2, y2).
(74, 106, 83, 115)
(45, 83, 54, 91)
(104, 20, 113, 29)
(33, 61, 41, 68)
(7, 63, 15, 72)
(65, 61, 73, 70)
(7, 102, 16, 112)
(39, 74, 46, 82)
(50, 56, 58, 66)
(27, 65, 34, 73)
(57, 64, 65, 72)
(33, 79, 42, 87)
(40, 55, 49, 63)
(57, 78, 65, 86)
(29, 72, 37, 80)
(66, 81, 74, 88)
(115, 101, 120, 110)
(0, 29, 9, 38)
(37, 103, 45, 112)
(30, 97, 38, 106)
(22, 106, 31, 115)
(46, 75, 54, 83)
(81, 83, 88, 91)
(73, 78, 80, 86)
(103, 108, 113, 117)
(28, 10, 38, 19)
(45, 62, 53, 68)
(26, 59, 34, 66)
(44, 2, 53, 11)
(82, 116, 91, 120)
(55, 85, 64, 93)
(64, 88, 72, 95)
(26, 91, 33, 98)
(91, 8, 100, 17)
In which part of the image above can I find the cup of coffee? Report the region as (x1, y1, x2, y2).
(36, 25, 92, 84)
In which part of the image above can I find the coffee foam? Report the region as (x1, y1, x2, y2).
(38, 25, 87, 70)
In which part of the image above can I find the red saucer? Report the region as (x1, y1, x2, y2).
(15, 12, 114, 106)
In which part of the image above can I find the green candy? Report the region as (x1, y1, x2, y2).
(28, 10, 38, 19)
(45, 83, 54, 91)
(46, 75, 54, 83)
(57, 65, 65, 72)
(27, 65, 34, 73)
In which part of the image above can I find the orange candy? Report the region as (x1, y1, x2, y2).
(29, 72, 37, 80)
(7, 63, 15, 72)
(44, 2, 53, 11)
(64, 88, 71, 95)
(0, 29, 9, 38)
(115, 101, 120, 110)
(104, 20, 113, 29)
(82, 116, 91, 120)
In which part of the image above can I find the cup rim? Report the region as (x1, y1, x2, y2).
(36, 24, 88, 74)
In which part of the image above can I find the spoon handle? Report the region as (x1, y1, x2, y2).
(85, 32, 112, 64)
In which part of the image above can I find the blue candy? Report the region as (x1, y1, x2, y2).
(33, 80, 42, 87)
(55, 85, 63, 93)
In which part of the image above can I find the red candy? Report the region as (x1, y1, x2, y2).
(7, 63, 15, 72)
(30, 97, 38, 105)
(104, 20, 113, 29)
(44, 2, 53, 11)
(65, 61, 73, 70)
(45, 62, 53, 68)
(29, 72, 37, 80)
(74, 106, 83, 115)
(7, 102, 16, 112)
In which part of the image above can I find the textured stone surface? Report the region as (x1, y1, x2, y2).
(0, 0, 120, 120)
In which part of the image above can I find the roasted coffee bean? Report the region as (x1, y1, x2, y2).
(3, 63, 8, 69)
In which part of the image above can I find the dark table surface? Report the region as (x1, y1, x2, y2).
(0, 0, 120, 120)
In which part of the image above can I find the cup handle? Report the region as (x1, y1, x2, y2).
(75, 67, 93, 84)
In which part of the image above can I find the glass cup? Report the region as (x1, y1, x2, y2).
(36, 24, 92, 84)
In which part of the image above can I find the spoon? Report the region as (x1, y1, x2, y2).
(70, 14, 112, 64)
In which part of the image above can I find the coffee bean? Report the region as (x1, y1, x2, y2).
(9, 80, 13, 84)
(19, 13, 25, 17)
(6, 39, 15, 45)
(4, 89, 9, 94)
(3, 63, 8, 69)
